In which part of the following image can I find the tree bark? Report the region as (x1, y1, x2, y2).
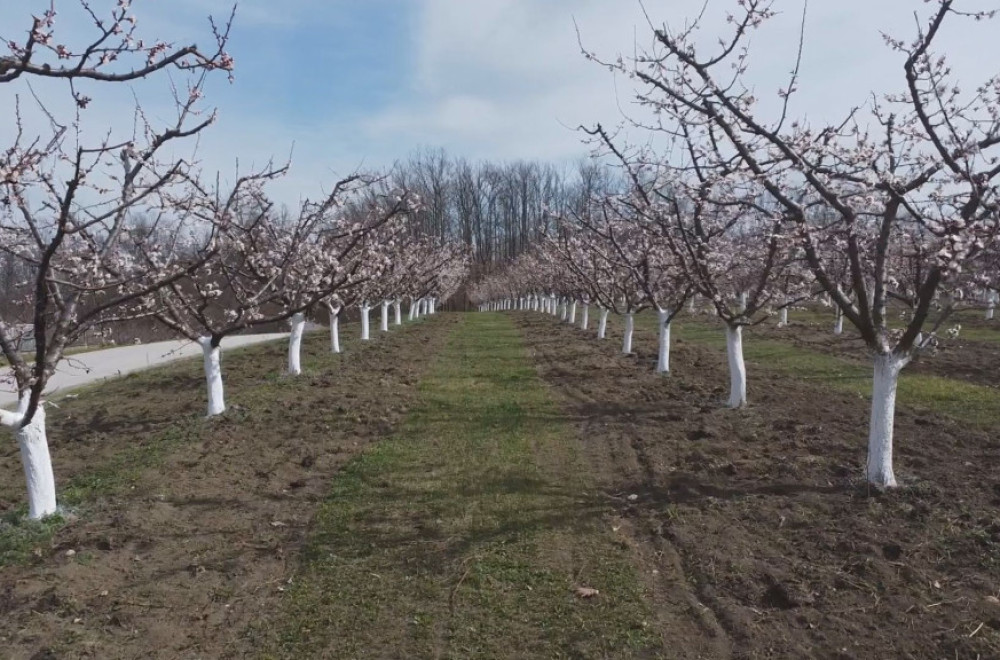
(288, 312, 305, 375)
(622, 312, 634, 354)
(657, 309, 672, 374)
(725, 325, 747, 408)
(867, 353, 908, 488)
(361, 304, 371, 340)
(1, 397, 57, 520)
(380, 301, 390, 332)
(328, 306, 341, 353)
(200, 337, 226, 417)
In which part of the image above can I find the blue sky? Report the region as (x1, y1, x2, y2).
(1, 0, 998, 204)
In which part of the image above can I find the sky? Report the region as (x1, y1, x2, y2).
(1, 0, 997, 205)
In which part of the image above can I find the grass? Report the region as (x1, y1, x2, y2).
(608, 311, 1000, 428)
(265, 313, 659, 659)
(0, 509, 66, 566)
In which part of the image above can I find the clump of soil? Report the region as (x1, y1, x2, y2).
(515, 312, 1000, 659)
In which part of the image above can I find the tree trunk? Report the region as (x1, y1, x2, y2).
(329, 306, 341, 353)
(288, 312, 305, 375)
(361, 305, 371, 340)
(200, 337, 226, 417)
(834, 307, 844, 335)
(725, 325, 747, 408)
(581, 304, 589, 330)
(778, 307, 788, 327)
(657, 309, 671, 374)
(987, 298, 995, 321)
(867, 353, 908, 488)
(380, 301, 390, 332)
(1, 398, 57, 520)
(568, 301, 577, 324)
(394, 301, 402, 325)
(598, 308, 609, 339)
(622, 313, 634, 354)
(409, 300, 417, 321)
(560, 300, 568, 322)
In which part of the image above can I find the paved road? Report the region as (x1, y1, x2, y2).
(0, 334, 288, 408)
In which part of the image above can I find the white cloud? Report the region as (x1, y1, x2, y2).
(1, 0, 998, 207)
(363, 0, 999, 170)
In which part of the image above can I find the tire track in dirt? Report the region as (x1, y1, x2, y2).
(517, 313, 734, 659)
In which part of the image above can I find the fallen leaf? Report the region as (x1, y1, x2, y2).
(575, 587, 600, 599)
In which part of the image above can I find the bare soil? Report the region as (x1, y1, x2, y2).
(514, 311, 1000, 659)
(0, 317, 456, 659)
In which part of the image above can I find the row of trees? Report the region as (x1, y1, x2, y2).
(0, 2, 467, 519)
(472, 0, 1000, 490)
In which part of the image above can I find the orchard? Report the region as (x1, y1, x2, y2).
(1, 1, 999, 658)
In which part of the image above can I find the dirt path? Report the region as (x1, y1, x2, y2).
(514, 311, 1000, 659)
(0, 318, 454, 659)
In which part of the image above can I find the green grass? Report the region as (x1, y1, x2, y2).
(265, 313, 659, 659)
(604, 311, 1000, 428)
(0, 509, 66, 566)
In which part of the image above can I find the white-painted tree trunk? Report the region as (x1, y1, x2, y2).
(560, 300, 568, 321)
(581, 304, 589, 331)
(778, 307, 788, 327)
(867, 353, 908, 488)
(622, 313, 634, 354)
(430, 298, 437, 314)
(361, 305, 371, 340)
(380, 301, 389, 331)
(739, 292, 748, 313)
(409, 300, 417, 321)
(1, 397, 57, 520)
(328, 306, 341, 353)
(657, 309, 672, 374)
(987, 298, 995, 321)
(200, 337, 226, 417)
(551, 296, 558, 316)
(598, 308, 609, 339)
(288, 312, 305, 376)
(834, 307, 844, 335)
(725, 325, 747, 408)
(568, 301, 577, 324)
(688, 296, 697, 313)
(394, 300, 402, 325)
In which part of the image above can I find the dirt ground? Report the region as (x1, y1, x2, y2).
(0, 317, 456, 659)
(514, 311, 1000, 659)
